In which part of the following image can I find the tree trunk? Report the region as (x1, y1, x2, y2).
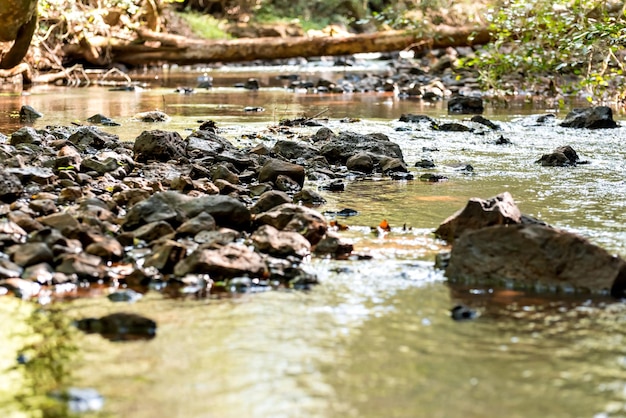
(68, 25, 491, 66)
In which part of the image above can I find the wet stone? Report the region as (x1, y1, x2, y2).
(19, 105, 43, 123)
(176, 212, 217, 237)
(132, 221, 176, 243)
(10, 242, 54, 267)
(250, 224, 311, 258)
(250, 190, 292, 215)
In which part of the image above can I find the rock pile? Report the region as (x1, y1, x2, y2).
(0, 121, 421, 299)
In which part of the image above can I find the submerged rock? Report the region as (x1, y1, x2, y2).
(76, 312, 157, 341)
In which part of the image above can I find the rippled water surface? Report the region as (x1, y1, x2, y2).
(2, 69, 626, 418)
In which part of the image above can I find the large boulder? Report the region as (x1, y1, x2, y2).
(434, 192, 522, 243)
(560, 106, 617, 129)
(445, 223, 626, 297)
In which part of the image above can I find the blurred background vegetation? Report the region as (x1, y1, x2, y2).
(31, 0, 626, 98)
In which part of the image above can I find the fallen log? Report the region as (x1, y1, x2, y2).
(66, 25, 491, 66)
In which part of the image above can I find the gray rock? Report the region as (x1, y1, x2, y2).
(319, 131, 404, 166)
(10, 127, 42, 146)
(134, 110, 170, 122)
(19, 105, 43, 123)
(68, 126, 120, 151)
(560, 106, 617, 129)
(271, 140, 319, 161)
(0, 170, 23, 202)
(133, 130, 186, 162)
(179, 194, 251, 231)
(56, 253, 105, 281)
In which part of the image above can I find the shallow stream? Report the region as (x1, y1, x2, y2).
(2, 68, 626, 418)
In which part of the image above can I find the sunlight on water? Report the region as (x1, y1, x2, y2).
(2, 73, 626, 417)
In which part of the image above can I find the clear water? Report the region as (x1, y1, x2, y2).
(2, 71, 626, 418)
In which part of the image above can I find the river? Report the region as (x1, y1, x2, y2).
(1, 67, 626, 418)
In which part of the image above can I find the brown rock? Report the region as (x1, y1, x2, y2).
(445, 223, 626, 296)
(250, 224, 311, 258)
(173, 243, 267, 280)
(254, 203, 327, 245)
(434, 192, 522, 243)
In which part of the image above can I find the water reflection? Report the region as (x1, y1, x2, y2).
(1, 301, 80, 417)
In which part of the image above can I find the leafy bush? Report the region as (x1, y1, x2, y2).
(459, 0, 626, 100)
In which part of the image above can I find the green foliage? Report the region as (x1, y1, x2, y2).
(177, 11, 230, 39)
(459, 0, 626, 99)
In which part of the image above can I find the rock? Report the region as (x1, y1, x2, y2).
(76, 312, 157, 341)
(133, 130, 186, 162)
(471, 115, 499, 130)
(274, 174, 302, 193)
(434, 192, 522, 243)
(450, 305, 477, 321)
(68, 127, 120, 151)
(258, 158, 305, 187)
(143, 240, 187, 272)
(56, 253, 105, 281)
(173, 243, 267, 280)
(250, 190, 292, 214)
(10, 242, 54, 267)
(19, 105, 43, 123)
(254, 203, 327, 245)
(415, 158, 435, 168)
(179, 194, 251, 231)
(346, 152, 374, 173)
(399, 114, 436, 124)
(85, 236, 124, 260)
(313, 231, 353, 257)
(185, 129, 236, 157)
(293, 189, 326, 206)
(271, 140, 319, 161)
(87, 113, 119, 126)
(536, 146, 579, 167)
(0, 170, 24, 202)
(10, 127, 41, 146)
(176, 212, 217, 237)
(122, 191, 190, 230)
(437, 122, 472, 132)
(445, 223, 626, 297)
(560, 106, 617, 129)
(6, 167, 57, 185)
(132, 221, 176, 243)
(448, 95, 484, 114)
(134, 110, 170, 122)
(107, 289, 143, 303)
(249, 224, 311, 258)
(319, 131, 404, 166)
